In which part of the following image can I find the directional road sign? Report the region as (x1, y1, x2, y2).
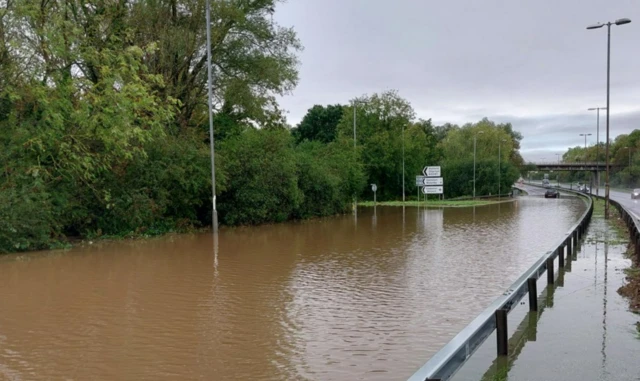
(422, 186, 443, 194)
(423, 177, 443, 186)
(423, 166, 441, 177)
(416, 176, 427, 186)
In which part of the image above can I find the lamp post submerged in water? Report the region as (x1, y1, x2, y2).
(205, 0, 218, 232)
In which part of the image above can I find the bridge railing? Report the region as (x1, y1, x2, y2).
(407, 186, 593, 381)
(531, 162, 622, 167)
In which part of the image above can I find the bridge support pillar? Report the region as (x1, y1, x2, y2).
(558, 247, 565, 268)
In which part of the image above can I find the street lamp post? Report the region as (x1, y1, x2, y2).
(627, 147, 631, 188)
(352, 101, 361, 211)
(625, 146, 632, 188)
(353, 102, 357, 149)
(205, 0, 218, 232)
(579, 133, 592, 164)
(624, 146, 631, 167)
(473, 131, 484, 199)
(588, 106, 606, 195)
(402, 123, 405, 203)
(587, 17, 632, 218)
(580, 133, 592, 192)
(498, 139, 507, 200)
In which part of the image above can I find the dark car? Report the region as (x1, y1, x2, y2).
(632, 189, 640, 199)
(545, 189, 559, 198)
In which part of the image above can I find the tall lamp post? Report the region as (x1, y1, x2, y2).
(205, 0, 218, 232)
(352, 100, 363, 211)
(556, 153, 561, 164)
(580, 133, 592, 192)
(588, 106, 606, 195)
(579, 133, 592, 164)
(473, 131, 484, 199)
(402, 123, 405, 203)
(498, 139, 507, 199)
(625, 146, 632, 188)
(587, 17, 632, 218)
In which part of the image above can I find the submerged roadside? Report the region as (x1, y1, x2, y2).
(465, 198, 640, 381)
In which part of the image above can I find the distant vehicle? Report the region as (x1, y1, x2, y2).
(581, 186, 590, 194)
(545, 189, 559, 198)
(632, 189, 640, 199)
(542, 179, 550, 186)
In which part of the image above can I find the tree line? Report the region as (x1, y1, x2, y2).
(0, 0, 523, 253)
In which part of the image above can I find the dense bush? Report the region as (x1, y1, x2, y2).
(217, 128, 302, 225)
(294, 141, 366, 218)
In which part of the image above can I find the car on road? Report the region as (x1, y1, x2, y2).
(632, 189, 640, 199)
(545, 189, 559, 198)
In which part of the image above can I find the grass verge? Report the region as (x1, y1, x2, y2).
(358, 200, 510, 208)
(603, 199, 640, 332)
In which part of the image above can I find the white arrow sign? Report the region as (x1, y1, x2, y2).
(423, 166, 441, 177)
(423, 177, 443, 186)
(422, 186, 443, 194)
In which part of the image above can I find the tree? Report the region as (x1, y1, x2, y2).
(292, 104, 345, 144)
(438, 119, 521, 197)
(128, 0, 302, 132)
(217, 128, 302, 225)
(336, 90, 418, 200)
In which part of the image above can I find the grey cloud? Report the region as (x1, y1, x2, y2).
(274, 0, 640, 161)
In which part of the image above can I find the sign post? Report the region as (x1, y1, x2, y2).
(422, 186, 444, 195)
(419, 166, 444, 198)
(371, 184, 377, 205)
(423, 166, 441, 177)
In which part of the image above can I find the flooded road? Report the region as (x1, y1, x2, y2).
(0, 195, 586, 381)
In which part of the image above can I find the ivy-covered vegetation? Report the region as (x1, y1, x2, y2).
(0, 1, 523, 253)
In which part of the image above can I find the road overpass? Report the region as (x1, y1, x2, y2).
(532, 162, 623, 171)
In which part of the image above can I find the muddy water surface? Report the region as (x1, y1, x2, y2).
(0, 195, 585, 380)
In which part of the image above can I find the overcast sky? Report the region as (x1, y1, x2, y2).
(273, 0, 639, 162)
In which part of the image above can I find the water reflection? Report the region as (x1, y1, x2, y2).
(480, 269, 562, 381)
(0, 197, 585, 381)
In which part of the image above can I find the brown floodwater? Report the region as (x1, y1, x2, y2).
(0, 194, 585, 381)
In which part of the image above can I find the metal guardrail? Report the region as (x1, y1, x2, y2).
(407, 186, 593, 381)
(566, 185, 640, 265)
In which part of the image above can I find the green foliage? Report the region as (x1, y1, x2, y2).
(217, 128, 302, 225)
(442, 159, 519, 198)
(0, 184, 57, 253)
(129, 0, 302, 129)
(0, 0, 303, 253)
(292, 104, 346, 144)
(295, 141, 366, 218)
(336, 90, 418, 200)
(0, 0, 530, 254)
